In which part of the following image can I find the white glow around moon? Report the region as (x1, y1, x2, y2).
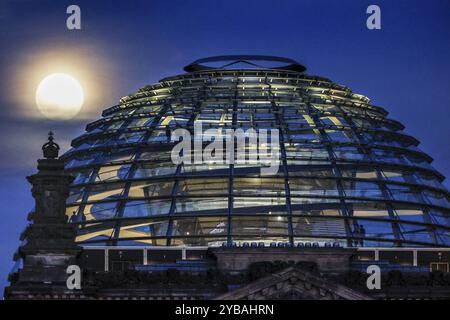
(35, 73, 84, 119)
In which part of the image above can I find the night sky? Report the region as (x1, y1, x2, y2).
(0, 0, 449, 292)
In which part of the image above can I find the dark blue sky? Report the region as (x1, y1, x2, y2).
(0, 0, 449, 292)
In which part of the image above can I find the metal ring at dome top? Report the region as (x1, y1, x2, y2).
(184, 55, 307, 73)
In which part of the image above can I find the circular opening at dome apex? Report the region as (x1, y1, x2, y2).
(184, 55, 306, 73)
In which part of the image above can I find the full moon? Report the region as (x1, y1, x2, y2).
(35, 73, 84, 119)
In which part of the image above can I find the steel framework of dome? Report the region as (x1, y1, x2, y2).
(61, 55, 450, 248)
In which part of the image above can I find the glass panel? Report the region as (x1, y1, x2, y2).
(67, 187, 85, 204)
(94, 164, 131, 182)
(417, 172, 446, 190)
(118, 219, 168, 240)
(398, 223, 433, 243)
(133, 162, 177, 178)
(342, 181, 383, 198)
(233, 197, 286, 208)
(232, 216, 288, 235)
(289, 178, 339, 196)
(180, 162, 229, 174)
(89, 201, 119, 220)
(290, 197, 337, 205)
(381, 170, 416, 184)
(175, 197, 228, 214)
(96, 149, 135, 164)
(350, 202, 390, 218)
(326, 129, 355, 143)
(86, 183, 125, 202)
(352, 219, 395, 243)
(72, 169, 93, 185)
(347, 202, 395, 245)
(66, 205, 80, 220)
(171, 237, 226, 247)
(428, 209, 450, 226)
(117, 131, 145, 144)
(172, 217, 228, 236)
(435, 229, 450, 246)
(373, 149, 408, 165)
(287, 130, 320, 142)
(233, 177, 285, 196)
(288, 167, 334, 177)
(122, 200, 172, 217)
(292, 216, 346, 237)
(422, 190, 450, 207)
(66, 152, 100, 169)
(292, 207, 343, 216)
(333, 146, 367, 160)
(128, 117, 154, 128)
(387, 184, 423, 203)
(147, 129, 170, 143)
(139, 151, 171, 161)
(177, 178, 228, 196)
(285, 144, 328, 159)
(407, 154, 433, 170)
(340, 168, 378, 179)
(128, 181, 174, 198)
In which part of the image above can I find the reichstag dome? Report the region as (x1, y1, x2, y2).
(61, 55, 450, 248)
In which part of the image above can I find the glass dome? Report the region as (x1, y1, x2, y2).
(62, 56, 450, 248)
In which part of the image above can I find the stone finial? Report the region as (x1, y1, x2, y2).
(42, 131, 60, 159)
